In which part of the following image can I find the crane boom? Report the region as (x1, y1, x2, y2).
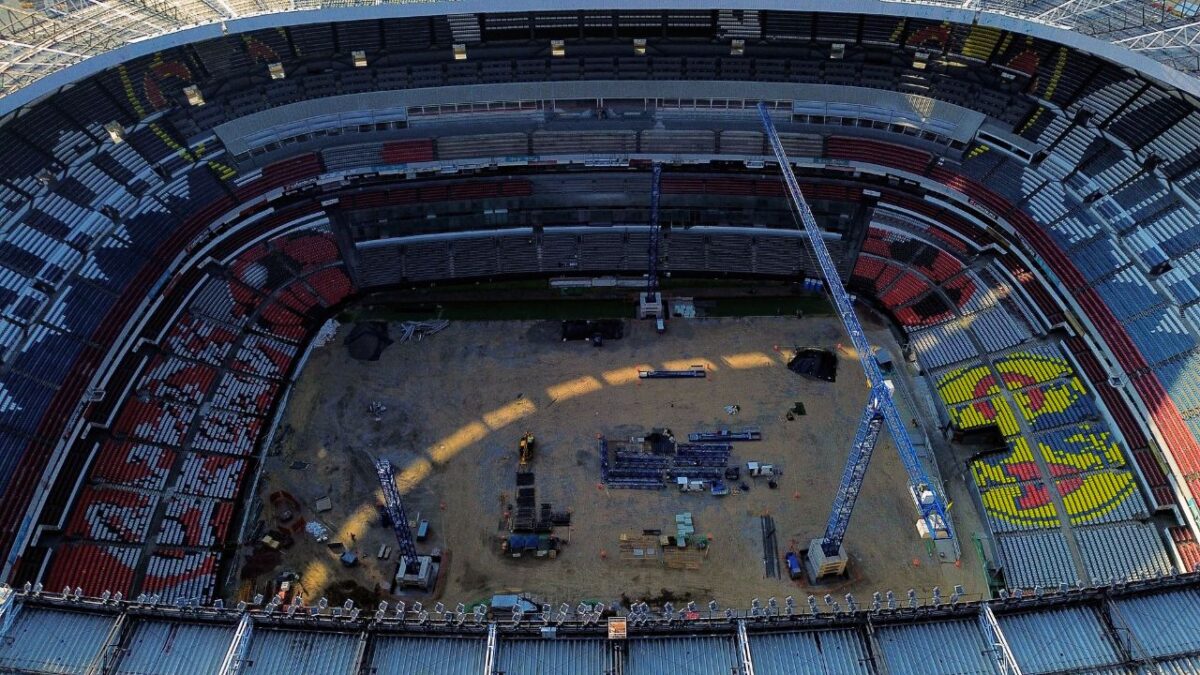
(647, 162, 663, 296)
(375, 458, 420, 567)
(756, 102, 952, 555)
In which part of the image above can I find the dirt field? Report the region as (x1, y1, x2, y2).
(251, 315, 986, 611)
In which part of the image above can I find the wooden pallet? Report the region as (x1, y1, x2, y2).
(663, 546, 704, 570)
(618, 534, 661, 563)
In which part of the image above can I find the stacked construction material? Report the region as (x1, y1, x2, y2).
(638, 365, 706, 379)
(761, 515, 779, 578)
(511, 471, 540, 532)
(667, 443, 732, 482)
(688, 428, 762, 442)
(600, 434, 668, 489)
(676, 512, 695, 546)
(396, 320, 449, 343)
(510, 471, 567, 533)
(600, 432, 745, 489)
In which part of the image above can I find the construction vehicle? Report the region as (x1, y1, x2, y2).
(518, 432, 536, 465)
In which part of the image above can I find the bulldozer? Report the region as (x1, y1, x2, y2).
(518, 432, 536, 466)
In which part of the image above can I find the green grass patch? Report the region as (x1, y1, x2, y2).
(341, 279, 833, 322)
(343, 294, 831, 322)
(345, 299, 635, 322)
(703, 296, 832, 317)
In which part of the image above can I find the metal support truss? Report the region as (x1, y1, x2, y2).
(483, 622, 498, 675)
(1116, 21, 1200, 52)
(824, 398, 887, 556)
(646, 162, 662, 298)
(756, 101, 953, 554)
(735, 620, 756, 675)
(979, 603, 1022, 675)
(375, 458, 420, 568)
(1033, 0, 1139, 26)
(218, 612, 254, 675)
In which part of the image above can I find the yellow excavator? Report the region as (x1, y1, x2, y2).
(518, 431, 536, 466)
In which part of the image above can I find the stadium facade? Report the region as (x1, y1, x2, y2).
(2, 1, 1200, 671)
(0, 575, 1197, 673)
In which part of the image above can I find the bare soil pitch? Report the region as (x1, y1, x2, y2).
(250, 316, 984, 610)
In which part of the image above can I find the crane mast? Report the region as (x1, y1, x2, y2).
(375, 458, 419, 568)
(638, 163, 666, 326)
(647, 162, 662, 298)
(756, 102, 953, 579)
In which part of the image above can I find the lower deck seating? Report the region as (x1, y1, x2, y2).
(997, 530, 1080, 588)
(164, 314, 238, 367)
(873, 619, 997, 675)
(113, 399, 196, 447)
(175, 453, 244, 500)
(191, 409, 262, 456)
(1076, 523, 1174, 583)
(66, 487, 158, 544)
(938, 343, 1167, 587)
(42, 544, 140, 597)
(1063, 337, 1148, 450)
(44, 223, 356, 601)
(307, 267, 355, 307)
(156, 496, 234, 547)
(909, 322, 978, 370)
(927, 170, 1198, 517)
(138, 356, 218, 406)
(209, 371, 278, 416)
(141, 549, 219, 603)
(90, 441, 175, 491)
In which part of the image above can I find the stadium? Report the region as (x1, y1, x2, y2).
(1, 0, 1200, 672)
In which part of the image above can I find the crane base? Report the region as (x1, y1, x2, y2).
(396, 555, 437, 591)
(805, 538, 848, 583)
(638, 292, 664, 319)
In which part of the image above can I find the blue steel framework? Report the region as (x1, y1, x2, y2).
(375, 458, 420, 567)
(646, 162, 663, 299)
(756, 101, 953, 557)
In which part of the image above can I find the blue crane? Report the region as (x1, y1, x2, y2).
(756, 102, 953, 576)
(646, 162, 663, 299)
(375, 458, 420, 569)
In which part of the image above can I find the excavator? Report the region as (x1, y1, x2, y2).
(518, 431, 536, 466)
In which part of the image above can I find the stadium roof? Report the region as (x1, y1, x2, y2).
(5, 0, 1200, 104)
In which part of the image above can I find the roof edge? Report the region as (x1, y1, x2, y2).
(1, 1, 1198, 120)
